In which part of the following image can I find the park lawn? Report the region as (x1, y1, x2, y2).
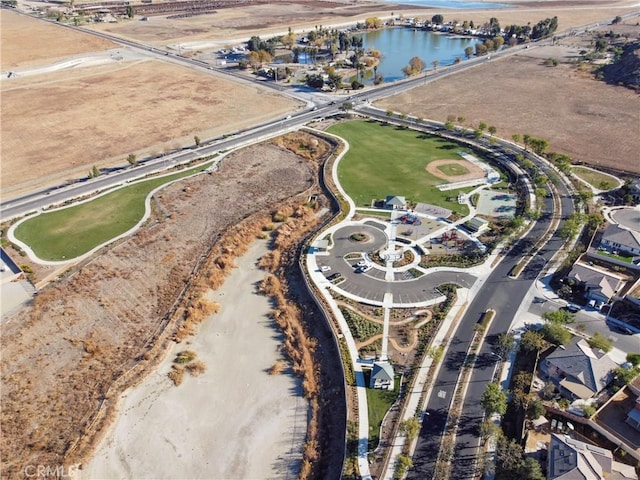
(366, 374, 400, 450)
(571, 166, 619, 190)
(14, 162, 211, 261)
(328, 120, 472, 215)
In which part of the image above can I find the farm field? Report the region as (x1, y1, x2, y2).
(13, 161, 212, 261)
(328, 120, 483, 215)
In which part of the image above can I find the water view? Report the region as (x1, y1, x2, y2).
(360, 28, 479, 82)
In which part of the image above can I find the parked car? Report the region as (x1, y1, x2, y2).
(327, 273, 342, 282)
(320, 265, 331, 272)
(359, 264, 372, 273)
(356, 260, 368, 268)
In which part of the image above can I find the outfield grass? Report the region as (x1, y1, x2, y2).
(328, 121, 474, 215)
(14, 162, 211, 261)
(572, 166, 619, 190)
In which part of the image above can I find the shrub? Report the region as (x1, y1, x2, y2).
(581, 405, 596, 418)
(185, 360, 207, 376)
(587, 332, 612, 353)
(268, 359, 287, 375)
(168, 365, 185, 386)
(174, 350, 197, 364)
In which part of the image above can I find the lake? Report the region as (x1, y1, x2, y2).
(359, 27, 479, 82)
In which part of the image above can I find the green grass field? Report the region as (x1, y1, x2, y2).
(366, 373, 400, 450)
(571, 166, 619, 190)
(14, 162, 211, 261)
(328, 121, 474, 215)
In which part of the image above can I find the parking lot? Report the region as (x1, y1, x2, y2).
(315, 222, 477, 306)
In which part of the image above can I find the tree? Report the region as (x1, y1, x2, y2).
(282, 30, 296, 50)
(340, 101, 354, 113)
(479, 419, 502, 443)
(497, 332, 515, 357)
(512, 133, 521, 144)
(400, 417, 421, 441)
(520, 330, 544, 352)
(478, 121, 487, 131)
(432, 14, 444, 25)
(495, 436, 524, 478)
(527, 399, 546, 420)
(464, 46, 474, 59)
(519, 457, 545, 480)
(126, 153, 137, 166)
(587, 332, 612, 352)
(306, 74, 324, 89)
(89, 165, 100, 178)
(613, 366, 640, 389)
(193, 136, 201, 147)
(541, 322, 572, 346)
(365, 16, 383, 29)
(402, 56, 424, 76)
(612, 16, 622, 24)
(488, 125, 497, 136)
(481, 382, 508, 416)
(432, 59, 439, 71)
(126, 4, 134, 18)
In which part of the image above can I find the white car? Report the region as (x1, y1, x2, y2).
(320, 265, 331, 272)
(360, 264, 372, 273)
(356, 260, 368, 268)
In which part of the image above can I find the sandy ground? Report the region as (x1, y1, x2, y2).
(82, 239, 307, 480)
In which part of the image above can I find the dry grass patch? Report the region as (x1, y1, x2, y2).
(0, 10, 116, 70)
(268, 359, 288, 375)
(185, 360, 207, 377)
(168, 365, 185, 386)
(1, 60, 301, 197)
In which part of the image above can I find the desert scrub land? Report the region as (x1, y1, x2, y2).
(0, 132, 341, 478)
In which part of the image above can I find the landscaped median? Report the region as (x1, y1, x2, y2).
(11, 158, 215, 262)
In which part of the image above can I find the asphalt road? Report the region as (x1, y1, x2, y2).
(408, 147, 575, 479)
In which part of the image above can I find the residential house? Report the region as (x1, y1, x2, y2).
(567, 262, 625, 305)
(547, 433, 636, 479)
(626, 376, 640, 432)
(541, 338, 618, 401)
(370, 361, 394, 391)
(385, 196, 406, 210)
(599, 224, 640, 257)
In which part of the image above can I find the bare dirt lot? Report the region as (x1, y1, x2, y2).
(1, 59, 301, 198)
(0, 10, 116, 70)
(426, 159, 486, 182)
(378, 46, 640, 174)
(0, 135, 335, 478)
